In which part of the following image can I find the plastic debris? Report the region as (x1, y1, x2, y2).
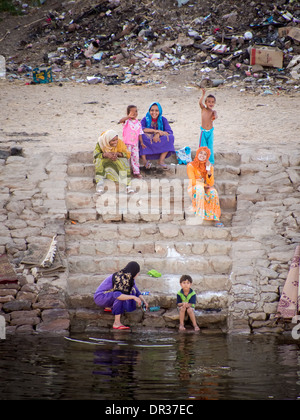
(0, 0, 298, 94)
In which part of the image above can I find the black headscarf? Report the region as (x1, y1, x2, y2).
(112, 261, 140, 295)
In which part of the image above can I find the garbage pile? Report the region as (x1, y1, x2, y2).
(1, 0, 300, 93)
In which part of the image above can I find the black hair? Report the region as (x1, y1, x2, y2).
(127, 105, 137, 115)
(206, 94, 216, 102)
(180, 274, 193, 284)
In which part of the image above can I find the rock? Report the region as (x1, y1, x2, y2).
(3, 300, 32, 312)
(41, 308, 70, 322)
(36, 318, 70, 334)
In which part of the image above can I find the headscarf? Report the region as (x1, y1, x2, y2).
(98, 129, 118, 153)
(145, 102, 164, 131)
(190, 147, 211, 181)
(112, 261, 140, 295)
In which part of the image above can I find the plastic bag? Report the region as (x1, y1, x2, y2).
(176, 146, 192, 165)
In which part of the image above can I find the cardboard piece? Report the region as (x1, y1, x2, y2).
(278, 26, 300, 42)
(288, 27, 300, 42)
(278, 26, 292, 37)
(250, 45, 283, 68)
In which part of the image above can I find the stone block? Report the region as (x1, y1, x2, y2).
(69, 208, 97, 223)
(68, 177, 94, 191)
(41, 308, 69, 322)
(66, 192, 93, 210)
(159, 224, 180, 238)
(36, 318, 70, 333)
(95, 241, 118, 255)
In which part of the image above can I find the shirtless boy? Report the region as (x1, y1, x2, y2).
(199, 88, 217, 165)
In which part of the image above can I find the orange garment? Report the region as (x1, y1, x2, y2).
(188, 146, 212, 183)
(187, 147, 221, 221)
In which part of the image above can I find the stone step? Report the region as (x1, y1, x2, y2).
(66, 204, 235, 225)
(67, 175, 238, 196)
(66, 238, 232, 258)
(68, 304, 228, 332)
(68, 150, 241, 166)
(67, 207, 234, 225)
(67, 272, 231, 295)
(67, 162, 240, 181)
(67, 254, 232, 277)
(66, 190, 237, 214)
(67, 205, 234, 224)
(67, 273, 230, 310)
(65, 222, 232, 242)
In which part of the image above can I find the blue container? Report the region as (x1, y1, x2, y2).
(149, 306, 160, 312)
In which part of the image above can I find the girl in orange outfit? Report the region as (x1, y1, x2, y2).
(187, 147, 222, 226)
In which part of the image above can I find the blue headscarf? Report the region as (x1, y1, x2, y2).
(145, 102, 164, 131)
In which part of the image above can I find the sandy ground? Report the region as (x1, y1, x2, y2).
(0, 76, 299, 159)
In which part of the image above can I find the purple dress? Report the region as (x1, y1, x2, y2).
(94, 274, 141, 316)
(139, 116, 175, 160)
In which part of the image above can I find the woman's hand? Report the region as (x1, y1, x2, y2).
(153, 133, 160, 143)
(104, 152, 118, 160)
(140, 297, 149, 310)
(134, 296, 142, 306)
(157, 130, 168, 136)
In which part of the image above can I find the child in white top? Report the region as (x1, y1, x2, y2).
(119, 105, 145, 178)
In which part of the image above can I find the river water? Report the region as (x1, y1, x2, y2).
(0, 331, 300, 401)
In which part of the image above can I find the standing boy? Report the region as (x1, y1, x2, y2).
(199, 88, 217, 165)
(177, 275, 200, 332)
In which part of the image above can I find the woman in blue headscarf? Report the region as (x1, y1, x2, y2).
(140, 102, 175, 170)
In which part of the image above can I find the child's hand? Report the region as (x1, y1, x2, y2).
(118, 116, 128, 124)
(140, 142, 146, 149)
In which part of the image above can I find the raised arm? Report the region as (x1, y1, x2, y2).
(199, 88, 206, 110)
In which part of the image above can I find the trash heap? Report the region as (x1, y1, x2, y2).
(1, 0, 300, 93)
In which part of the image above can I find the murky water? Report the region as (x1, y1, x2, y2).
(0, 331, 300, 400)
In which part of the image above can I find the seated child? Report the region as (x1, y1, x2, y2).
(177, 275, 200, 332)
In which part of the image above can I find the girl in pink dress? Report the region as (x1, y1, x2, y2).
(119, 105, 145, 179)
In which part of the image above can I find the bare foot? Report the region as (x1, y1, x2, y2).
(179, 325, 186, 331)
(194, 325, 200, 332)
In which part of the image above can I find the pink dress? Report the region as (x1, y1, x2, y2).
(122, 119, 143, 174)
(123, 119, 143, 145)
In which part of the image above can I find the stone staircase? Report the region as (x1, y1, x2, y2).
(65, 151, 241, 332)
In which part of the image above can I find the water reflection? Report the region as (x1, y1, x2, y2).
(0, 332, 299, 400)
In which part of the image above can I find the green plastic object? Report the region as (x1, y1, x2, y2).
(147, 269, 162, 278)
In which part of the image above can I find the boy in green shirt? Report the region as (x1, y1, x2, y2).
(177, 275, 200, 332)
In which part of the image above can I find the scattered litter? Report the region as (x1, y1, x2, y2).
(176, 146, 192, 165)
(32, 66, 53, 83)
(149, 306, 161, 312)
(147, 269, 162, 278)
(0, 0, 299, 93)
